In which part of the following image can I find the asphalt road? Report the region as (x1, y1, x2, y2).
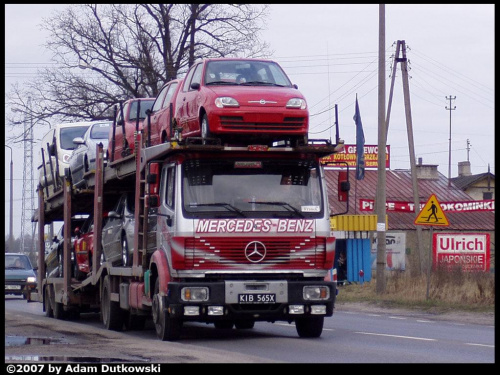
(5, 295, 495, 363)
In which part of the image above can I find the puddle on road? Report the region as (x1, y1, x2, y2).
(5, 336, 150, 363)
(5, 355, 148, 363)
(5, 336, 68, 347)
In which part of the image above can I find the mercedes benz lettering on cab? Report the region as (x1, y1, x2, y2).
(175, 58, 309, 146)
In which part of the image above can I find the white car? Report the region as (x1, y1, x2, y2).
(68, 121, 112, 188)
(38, 121, 94, 192)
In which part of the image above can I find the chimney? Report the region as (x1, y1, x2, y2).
(458, 161, 472, 177)
(416, 158, 439, 179)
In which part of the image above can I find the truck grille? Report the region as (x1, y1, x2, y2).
(185, 237, 326, 269)
(219, 116, 306, 131)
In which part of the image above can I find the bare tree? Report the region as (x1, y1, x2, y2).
(6, 4, 271, 143)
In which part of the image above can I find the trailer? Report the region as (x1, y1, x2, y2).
(32, 133, 347, 340)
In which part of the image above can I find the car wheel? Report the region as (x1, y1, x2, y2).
(121, 235, 130, 266)
(201, 114, 211, 142)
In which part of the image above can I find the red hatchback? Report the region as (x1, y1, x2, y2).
(108, 98, 155, 162)
(145, 79, 183, 144)
(174, 58, 309, 146)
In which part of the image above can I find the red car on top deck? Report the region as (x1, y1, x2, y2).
(174, 58, 309, 146)
(144, 78, 184, 144)
(107, 98, 155, 163)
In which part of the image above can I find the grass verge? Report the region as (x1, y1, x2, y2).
(336, 270, 495, 314)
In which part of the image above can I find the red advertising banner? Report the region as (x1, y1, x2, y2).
(321, 144, 390, 168)
(359, 199, 495, 212)
(433, 233, 490, 272)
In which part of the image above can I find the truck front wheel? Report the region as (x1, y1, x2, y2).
(295, 316, 324, 338)
(152, 278, 181, 341)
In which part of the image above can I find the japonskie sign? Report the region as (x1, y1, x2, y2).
(433, 233, 490, 272)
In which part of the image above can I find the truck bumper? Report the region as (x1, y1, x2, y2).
(164, 279, 336, 322)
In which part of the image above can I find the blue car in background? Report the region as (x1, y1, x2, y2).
(5, 253, 37, 300)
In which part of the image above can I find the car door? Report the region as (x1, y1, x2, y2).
(157, 81, 181, 142)
(102, 194, 126, 264)
(122, 193, 136, 255)
(148, 84, 170, 145)
(110, 101, 130, 161)
(177, 63, 203, 135)
(69, 130, 88, 184)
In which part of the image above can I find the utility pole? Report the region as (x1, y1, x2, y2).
(446, 95, 456, 186)
(466, 139, 471, 162)
(385, 40, 425, 276)
(5, 145, 14, 253)
(21, 97, 35, 256)
(376, 4, 387, 294)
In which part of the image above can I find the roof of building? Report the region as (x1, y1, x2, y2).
(450, 172, 495, 190)
(324, 167, 495, 231)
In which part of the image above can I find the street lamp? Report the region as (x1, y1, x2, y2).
(5, 145, 14, 252)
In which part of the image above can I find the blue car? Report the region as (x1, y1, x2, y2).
(5, 253, 37, 300)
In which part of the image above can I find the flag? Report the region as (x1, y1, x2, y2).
(353, 95, 365, 180)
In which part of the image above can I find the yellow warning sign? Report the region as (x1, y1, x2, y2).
(414, 194, 449, 227)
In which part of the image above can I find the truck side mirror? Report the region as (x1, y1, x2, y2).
(338, 170, 350, 202)
(147, 163, 160, 195)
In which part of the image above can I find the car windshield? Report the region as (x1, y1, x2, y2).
(60, 126, 91, 150)
(204, 60, 293, 87)
(90, 123, 111, 140)
(5, 255, 32, 270)
(129, 100, 154, 121)
(182, 158, 323, 218)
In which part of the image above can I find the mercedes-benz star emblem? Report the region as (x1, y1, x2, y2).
(244, 241, 267, 263)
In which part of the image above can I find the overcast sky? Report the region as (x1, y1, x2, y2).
(4, 4, 495, 238)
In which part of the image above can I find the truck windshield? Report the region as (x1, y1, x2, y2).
(182, 158, 323, 218)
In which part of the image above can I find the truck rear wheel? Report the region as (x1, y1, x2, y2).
(44, 287, 53, 318)
(295, 316, 324, 338)
(152, 278, 181, 341)
(53, 298, 66, 320)
(101, 275, 124, 331)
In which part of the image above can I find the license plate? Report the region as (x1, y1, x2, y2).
(5, 285, 21, 290)
(238, 293, 276, 304)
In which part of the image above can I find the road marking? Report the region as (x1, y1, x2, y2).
(389, 316, 406, 320)
(356, 331, 436, 341)
(465, 343, 494, 348)
(416, 320, 434, 323)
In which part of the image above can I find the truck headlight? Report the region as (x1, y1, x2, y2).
(303, 286, 330, 300)
(181, 287, 209, 302)
(286, 98, 307, 109)
(27, 276, 37, 283)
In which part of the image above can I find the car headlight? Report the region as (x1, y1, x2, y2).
(215, 97, 239, 108)
(286, 98, 307, 110)
(27, 276, 37, 283)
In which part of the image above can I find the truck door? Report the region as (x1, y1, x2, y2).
(159, 164, 176, 256)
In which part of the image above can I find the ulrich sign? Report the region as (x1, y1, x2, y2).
(433, 233, 490, 272)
